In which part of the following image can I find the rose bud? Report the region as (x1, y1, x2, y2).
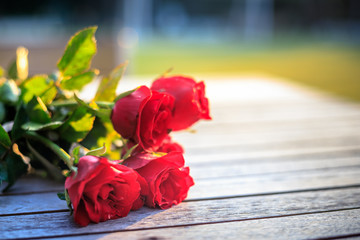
(151, 75, 211, 131)
(65, 156, 141, 227)
(111, 86, 174, 151)
(124, 152, 194, 209)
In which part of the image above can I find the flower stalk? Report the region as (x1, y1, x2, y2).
(24, 132, 74, 171)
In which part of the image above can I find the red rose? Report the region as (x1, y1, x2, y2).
(157, 136, 184, 153)
(151, 75, 211, 131)
(124, 152, 194, 209)
(65, 156, 141, 226)
(111, 85, 174, 151)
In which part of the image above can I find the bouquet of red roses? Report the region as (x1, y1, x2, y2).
(0, 26, 211, 226)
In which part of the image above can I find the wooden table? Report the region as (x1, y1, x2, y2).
(1, 77, 360, 239)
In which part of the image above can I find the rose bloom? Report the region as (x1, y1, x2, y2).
(111, 85, 174, 151)
(151, 75, 211, 131)
(124, 152, 194, 209)
(65, 156, 141, 226)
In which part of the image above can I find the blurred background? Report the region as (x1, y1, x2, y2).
(0, 0, 359, 101)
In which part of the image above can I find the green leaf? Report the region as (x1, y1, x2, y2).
(94, 61, 128, 102)
(0, 79, 19, 104)
(60, 70, 98, 91)
(21, 121, 63, 131)
(39, 86, 57, 105)
(57, 190, 73, 214)
(57, 192, 66, 201)
(20, 75, 57, 105)
(86, 143, 106, 156)
(26, 97, 51, 124)
(0, 102, 5, 123)
(59, 106, 95, 143)
(57, 26, 97, 77)
(0, 124, 11, 148)
(74, 94, 111, 122)
(80, 118, 107, 149)
(0, 161, 8, 184)
(0, 141, 6, 157)
(7, 60, 17, 79)
(114, 88, 137, 102)
(65, 189, 73, 215)
(3, 145, 29, 192)
(80, 119, 121, 160)
(123, 143, 138, 160)
(71, 146, 81, 165)
(11, 104, 28, 141)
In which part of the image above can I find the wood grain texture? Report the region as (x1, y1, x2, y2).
(0, 176, 63, 195)
(174, 127, 360, 150)
(188, 167, 360, 200)
(2, 143, 359, 195)
(209, 104, 360, 125)
(1, 188, 359, 239)
(1, 164, 360, 215)
(48, 209, 360, 240)
(1, 78, 360, 239)
(186, 145, 360, 164)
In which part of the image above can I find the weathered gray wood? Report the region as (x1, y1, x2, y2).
(188, 167, 360, 200)
(0, 176, 63, 195)
(209, 104, 360, 124)
(47, 209, 360, 240)
(0, 192, 66, 215)
(194, 115, 360, 134)
(1, 188, 359, 239)
(190, 157, 360, 180)
(174, 126, 360, 150)
(1, 165, 360, 215)
(186, 145, 360, 164)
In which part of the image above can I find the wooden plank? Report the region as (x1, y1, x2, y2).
(0, 192, 66, 215)
(193, 116, 360, 135)
(190, 157, 360, 180)
(209, 104, 360, 124)
(181, 126, 360, 150)
(210, 100, 360, 110)
(1, 165, 360, 215)
(0, 176, 63, 195)
(174, 126, 360, 148)
(186, 146, 360, 164)
(48, 208, 360, 240)
(211, 108, 360, 125)
(175, 132, 360, 152)
(188, 167, 360, 200)
(1, 188, 360, 239)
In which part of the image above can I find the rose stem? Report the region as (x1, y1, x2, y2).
(24, 132, 74, 170)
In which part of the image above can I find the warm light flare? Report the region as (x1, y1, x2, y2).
(16, 46, 29, 81)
